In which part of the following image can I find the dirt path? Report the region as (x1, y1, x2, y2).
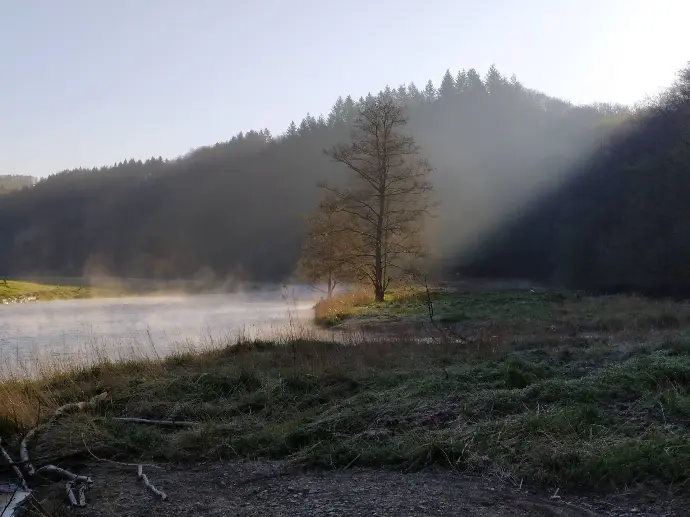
(32, 462, 686, 516)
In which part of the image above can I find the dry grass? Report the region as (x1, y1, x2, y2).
(312, 284, 426, 327)
(313, 288, 374, 326)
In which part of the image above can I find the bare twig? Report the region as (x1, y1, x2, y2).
(81, 435, 162, 469)
(145, 329, 164, 363)
(137, 465, 167, 500)
(419, 273, 451, 343)
(424, 277, 435, 323)
(111, 417, 199, 427)
(344, 454, 361, 469)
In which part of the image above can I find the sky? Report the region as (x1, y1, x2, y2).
(1, 0, 689, 177)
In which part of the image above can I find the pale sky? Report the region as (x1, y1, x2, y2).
(1, 0, 688, 177)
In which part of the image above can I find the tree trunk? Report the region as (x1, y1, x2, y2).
(374, 187, 386, 302)
(374, 283, 385, 302)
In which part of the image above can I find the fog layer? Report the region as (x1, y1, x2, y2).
(0, 287, 318, 373)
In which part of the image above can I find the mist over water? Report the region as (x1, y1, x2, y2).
(0, 285, 320, 373)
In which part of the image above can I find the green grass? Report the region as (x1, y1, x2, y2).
(3, 328, 690, 493)
(0, 279, 125, 302)
(330, 286, 690, 336)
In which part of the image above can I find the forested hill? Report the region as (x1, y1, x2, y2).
(0, 66, 626, 283)
(456, 64, 690, 296)
(0, 175, 35, 195)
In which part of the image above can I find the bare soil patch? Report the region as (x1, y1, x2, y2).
(32, 461, 687, 517)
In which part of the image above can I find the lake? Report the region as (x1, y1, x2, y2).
(0, 286, 320, 375)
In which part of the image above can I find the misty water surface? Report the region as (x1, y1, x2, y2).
(0, 286, 319, 373)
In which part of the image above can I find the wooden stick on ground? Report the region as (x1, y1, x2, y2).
(78, 484, 87, 507)
(64, 481, 77, 506)
(20, 392, 109, 475)
(113, 417, 198, 427)
(35, 465, 92, 485)
(0, 438, 28, 492)
(137, 465, 167, 500)
(64, 481, 82, 507)
(38, 466, 91, 507)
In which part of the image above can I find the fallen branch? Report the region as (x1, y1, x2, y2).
(137, 465, 167, 500)
(64, 481, 88, 508)
(0, 438, 28, 491)
(81, 435, 162, 469)
(20, 392, 108, 475)
(35, 465, 92, 485)
(40, 467, 91, 507)
(112, 417, 199, 427)
(65, 481, 78, 507)
(78, 484, 87, 507)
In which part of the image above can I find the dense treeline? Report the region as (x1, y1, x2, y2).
(0, 175, 35, 195)
(0, 66, 625, 283)
(457, 65, 690, 295)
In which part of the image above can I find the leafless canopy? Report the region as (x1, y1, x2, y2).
(296, 193, 356, 300)
(321, 94, 434, 301)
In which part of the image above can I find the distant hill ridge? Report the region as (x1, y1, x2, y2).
(0, 64, 633, 286)
(0, 175, 35, 194)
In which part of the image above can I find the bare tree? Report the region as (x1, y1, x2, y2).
(322, 95, 434, 301)
(296, 194, 355, 300)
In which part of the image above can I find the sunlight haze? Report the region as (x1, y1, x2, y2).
(1, 0, 688, 177)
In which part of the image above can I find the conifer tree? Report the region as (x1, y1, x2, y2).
(455, 69, 468, 93)
(438, 69, 456, 99)
(286, 120, 298, 137)
(423, 80, 436, 102)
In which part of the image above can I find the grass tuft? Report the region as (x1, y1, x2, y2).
(313, 289, 374, 326)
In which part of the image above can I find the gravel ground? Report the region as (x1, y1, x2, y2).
(30, 461, 689, 517)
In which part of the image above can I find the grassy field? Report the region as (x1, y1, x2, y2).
(2, 287, 690, 495)
(0, 280, 125, 303)
(316, 285, 690, 334)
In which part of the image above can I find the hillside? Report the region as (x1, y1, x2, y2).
(457, 64, 690, 296)
(0, 66, 623, 283)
